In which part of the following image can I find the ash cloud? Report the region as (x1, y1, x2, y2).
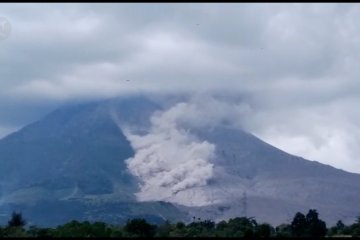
(123, 95, 250, 206)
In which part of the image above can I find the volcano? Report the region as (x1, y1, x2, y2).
(0, 95, 359, 226)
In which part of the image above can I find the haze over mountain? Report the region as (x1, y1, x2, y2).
(0, 95, 359, 226)
(4, 3, 360, 175)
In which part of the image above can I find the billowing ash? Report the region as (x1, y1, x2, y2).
(122, 95, 251, 206)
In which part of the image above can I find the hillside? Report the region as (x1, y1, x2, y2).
(0, 95, 359, 226)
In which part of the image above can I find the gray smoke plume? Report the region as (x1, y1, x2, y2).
(123, 95, 251, 206)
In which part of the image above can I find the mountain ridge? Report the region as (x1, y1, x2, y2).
(0, 95, 359, 226)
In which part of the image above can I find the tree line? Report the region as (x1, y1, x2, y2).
(0, 209, 360, 237)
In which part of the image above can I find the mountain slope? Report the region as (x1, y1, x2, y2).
(184, 126, 360, 224)
(1, 100, 133, 201)
(0, 95, 359, 226)
(0, 96, 189, 225)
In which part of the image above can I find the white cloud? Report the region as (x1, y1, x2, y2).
(248, 96, 360, 173)
(2, 3, 360, 173)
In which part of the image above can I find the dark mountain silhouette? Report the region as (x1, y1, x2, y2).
(0, 95, 359, 226)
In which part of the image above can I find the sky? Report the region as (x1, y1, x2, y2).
(1, 3, 360, 173)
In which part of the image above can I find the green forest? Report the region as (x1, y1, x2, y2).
(1, 209, 360, 237)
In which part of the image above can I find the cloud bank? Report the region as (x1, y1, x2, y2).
(2, 3, 360, 172)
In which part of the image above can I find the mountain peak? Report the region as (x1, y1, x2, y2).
(0, 95, 359, 226)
